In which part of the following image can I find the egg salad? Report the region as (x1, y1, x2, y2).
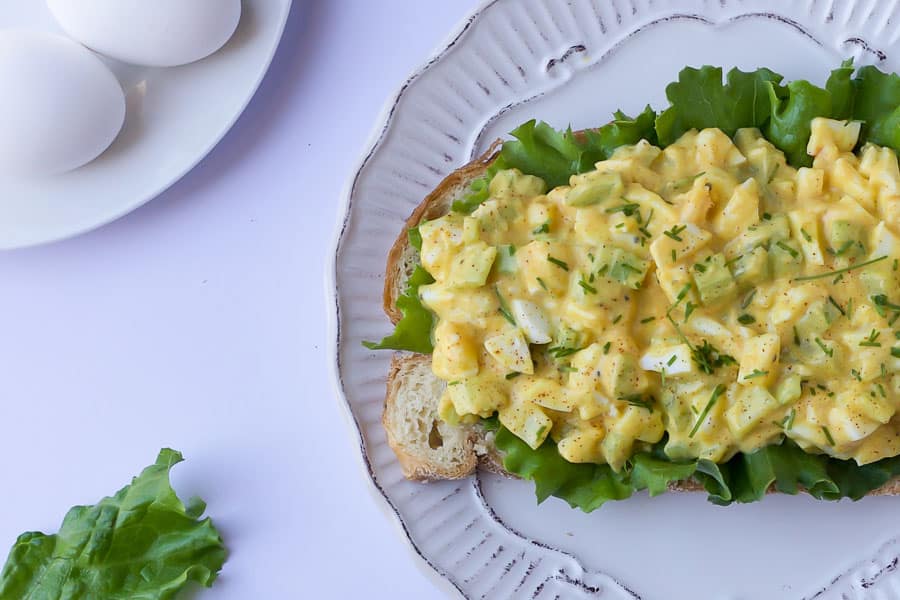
(420, 118, 900, 471)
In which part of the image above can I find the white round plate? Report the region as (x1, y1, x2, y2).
(333, 1, 900, 599)
(0, 0, 291, 249)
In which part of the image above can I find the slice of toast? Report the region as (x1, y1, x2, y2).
(376, 140, 900, 497)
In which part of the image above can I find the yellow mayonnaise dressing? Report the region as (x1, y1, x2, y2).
(421, 118, 900, 470)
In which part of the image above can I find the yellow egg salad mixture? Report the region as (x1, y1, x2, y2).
(419, 118, 900, 471)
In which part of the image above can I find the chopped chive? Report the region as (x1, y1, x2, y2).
(559, 364, 577, 373)
(767, 165, 779, 183)
(640, 316, 656, 324)
(800, 228, 812, 242)
(603, 341, 611, 354)
(775, 241, 800, 258)
(860, 329, 881, 347)
(671, 172, 705, 190)
(876, 383, 887, 398)
(667, 284, 692, 317)
(827, 296, 845, 316)
(833, 274, 844, 284)
(494, 286, 516, 326)
(536, 277, 548, 291)
(596, 265, 609, 277)
(762, 212, 773, 220)
(605, 203, 640, 216)
(724, 254, 744, 268)
(737, 314, 756, 325)
(532, 221, 550, 235)
(830, 240, 855, 256)
(547, 256, 569, 271)
(619, 393, 655, 413)
(663, 224, 687, 242)
(822, 426, 835, 446)
(684, 302, 697, 322)
(690, 385, 726, 438)
(743, 369, 769, 380)
(793, 325, 801, 346)
(894, 258, 899, 272)
(851, 368, 862, 382)
(505, 372, 521, 380)
(814, 337, 833, 358)
(667, 355, 677, 366)
(891, 347, 900, 358)
(693, 262, 707, 273)
(548, 346, 582, 358)
(890, 312, 900, 326)
(578, 278, 597, 295)
(671, 249, 678, 264)
(741, 289, 757, 309)
(847, 298, 854, 319)
(872, 294, 900, 312)
(612, 314, 622, 324)
(785, 408, 796, 430)
(794, 256, 888, 282)
(447, 381, 460, 386)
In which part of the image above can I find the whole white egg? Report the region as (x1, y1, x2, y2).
(46, 0, 242, 68)
(0, 31, 125, 176)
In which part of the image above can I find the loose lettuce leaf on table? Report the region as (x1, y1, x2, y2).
(363, 264, 436, 354)
(0, 449, 225, 600)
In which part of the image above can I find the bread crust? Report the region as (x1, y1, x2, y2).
(377, 140, 900, 500)
(383, 141, 501, 324)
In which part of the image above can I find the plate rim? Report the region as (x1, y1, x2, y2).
(328, 1, 900, 597)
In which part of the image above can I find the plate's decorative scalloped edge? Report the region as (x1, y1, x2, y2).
(330, 1, 900, 598)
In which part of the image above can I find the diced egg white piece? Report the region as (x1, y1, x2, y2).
(639, 344, 693, 375)
(738, 333, 780, 386)
(871, 222, 899, 259)
(808, 118, 861, 156)
(828, 407, 880, 443)
(510, 299, 552, 343)
(484, 329, 533, 374)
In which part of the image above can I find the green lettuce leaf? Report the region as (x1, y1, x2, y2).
(825, 59, 856, 119)
(0, 449, 226, 600)
(764, 80, 833, 167)
(452, 106, 657, 214)
(850, 65, 900, 151)
(655, 66, 783, 146)
(493, 424, 632, 511)
(492, 419, 900, 511)
(363, 265, 435, 354)
(630, 451, 696, 497)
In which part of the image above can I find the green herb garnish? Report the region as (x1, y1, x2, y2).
(547, 256, 569, 271)
(690, 384, 727, 438)
(794, 255, 888, 282)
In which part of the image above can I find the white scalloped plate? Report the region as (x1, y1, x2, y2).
(0, 0, 291, 249)
(331, 1, 900, 598)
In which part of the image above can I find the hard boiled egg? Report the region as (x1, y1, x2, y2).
(0, 31, 125, 176)
(46, 0, 242, 68)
